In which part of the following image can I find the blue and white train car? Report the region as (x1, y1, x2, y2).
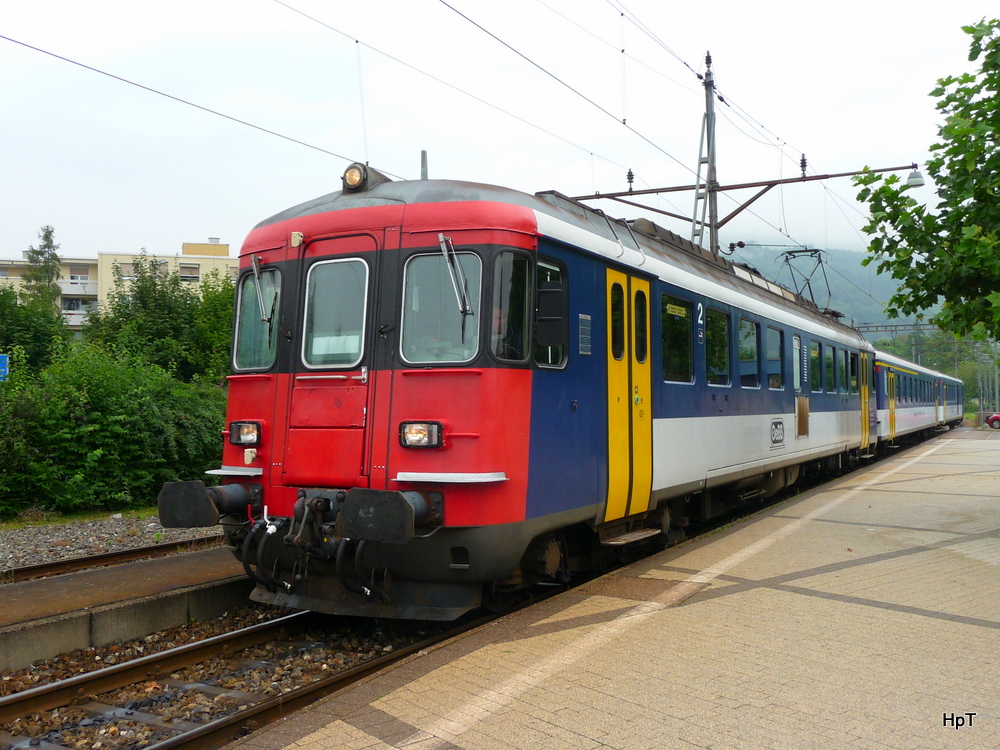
(873, 349, 964, 442)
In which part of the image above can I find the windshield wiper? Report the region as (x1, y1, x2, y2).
(251, 254, 271, 323)
(438, 233, 472, 317)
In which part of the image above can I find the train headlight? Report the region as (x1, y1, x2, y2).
(229, 421, 262, 446)
(343, 163, 367, 192)
(399, 421, 443, 449)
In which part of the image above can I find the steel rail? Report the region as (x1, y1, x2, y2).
(145, 610, 499, 750)
(0, 612, 311, 723)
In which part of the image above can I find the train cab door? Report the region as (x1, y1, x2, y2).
(887, 370, 897, 441)
(280, 234, 379, 489)
(859, 352, 871, 451)
(602, 268, 653, 524)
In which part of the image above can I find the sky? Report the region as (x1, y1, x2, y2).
(1, 1, 996, 262)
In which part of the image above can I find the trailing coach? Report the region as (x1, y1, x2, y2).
(874, 349, 964, 442)
(158, 164, 957, 620)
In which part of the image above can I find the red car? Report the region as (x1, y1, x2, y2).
(987, 414, 1000, 429)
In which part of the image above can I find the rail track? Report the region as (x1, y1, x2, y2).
(0, 535, 224, 584)
(0, 605, 501, 750)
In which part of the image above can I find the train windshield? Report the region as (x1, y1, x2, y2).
(303, 259, 368, 368)
(234, 268, 281, 370)
(401, 252, 481, 363)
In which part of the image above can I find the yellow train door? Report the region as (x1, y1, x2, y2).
(860, 351, 870, 450)
(603, 269, 653, 524)
(888, 370, 897, 440)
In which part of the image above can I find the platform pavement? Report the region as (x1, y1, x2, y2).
(227, 429, 1000, 750)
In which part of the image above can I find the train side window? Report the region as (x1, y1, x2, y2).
(767, 327, 783, 389)
(739, 319, 759, 388)
(793, 335, 801, 392)
(849, 352, 859, 394)
(634, 290, 648, 364)
(705, 308, 730, 386)
(825, 346, 836, 393)
(809, 341, 821, 392)
(534, 260, 566, 368)
(400, 251, 482, 364)
(661, 295, 693, 383)
(840, 349, 849, 393)
(234, 267, 282, 370)
(490, 252, 531, 362)
(611, 283, 625, 361)
(303, 259, 369, 368)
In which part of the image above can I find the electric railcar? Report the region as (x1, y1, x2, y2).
(158, 164, 960, 620)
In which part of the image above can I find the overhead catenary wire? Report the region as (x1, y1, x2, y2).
(436, 0, 697, 177)
(0, 33, 373, 171)
(269, 0, 636, 179)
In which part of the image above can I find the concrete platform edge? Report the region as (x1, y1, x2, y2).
(0, 577, 253, 670)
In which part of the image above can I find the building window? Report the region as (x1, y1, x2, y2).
(0, 268, 7, 278)
(179, 263, 200, 282)
(69, 266, 90, 281)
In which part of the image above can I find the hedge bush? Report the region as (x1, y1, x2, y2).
(0, 343, 226, 518)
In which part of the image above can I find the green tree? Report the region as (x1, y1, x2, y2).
(0, 286, 67, 371)
(189, 269, 236, 383)
(85, 253, 234, 382)
(854, 19, 1000, 340)
(20, 225, 63, 309)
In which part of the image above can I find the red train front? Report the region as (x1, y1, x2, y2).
(158, 164, 572, 619)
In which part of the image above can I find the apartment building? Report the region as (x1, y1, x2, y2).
(0, 239, 238, 331)
(0, 256, 99, 330)
(97, 238, 238, 307)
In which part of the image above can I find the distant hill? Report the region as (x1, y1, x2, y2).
(725, 245, 920, 330)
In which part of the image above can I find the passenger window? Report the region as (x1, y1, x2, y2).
(634, 290, 648, 364)
(810, 341, 821, 392)
(767, 327, 783, 389)
(706, 309, 730, 386)
(534, 260, 567, 368)
(840, 350, 849, 393)
(849, 353, 859, 394)
(490, 252, 531, 361)
(610, 283, 625, 361)
(739, 319, 759, 388)
(793, 335, 801, 392)
(661, 295, 693, 383)
(825, 346, 835, 393)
